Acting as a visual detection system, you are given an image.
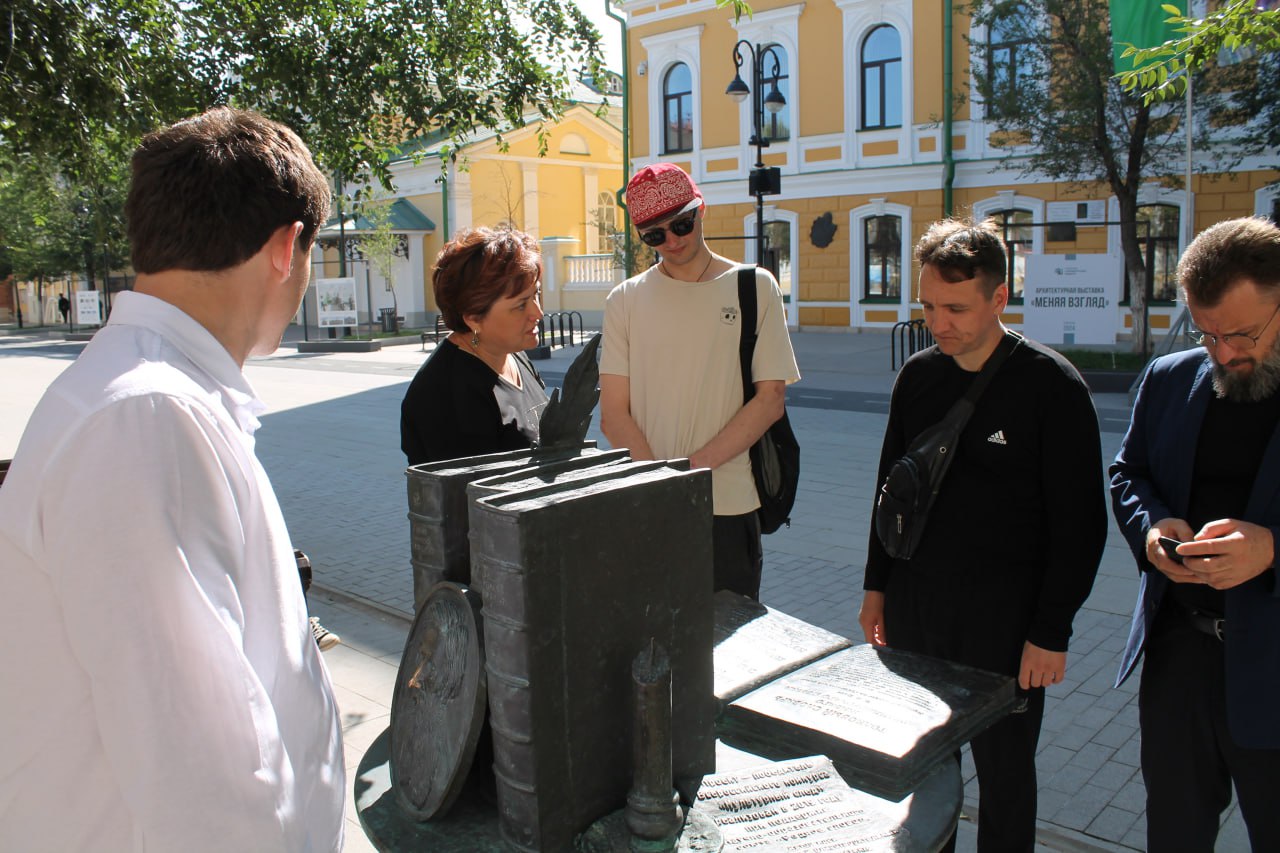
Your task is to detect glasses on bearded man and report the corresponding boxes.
[1190,302,1280,351]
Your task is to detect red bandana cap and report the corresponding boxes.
[626,163,703,228]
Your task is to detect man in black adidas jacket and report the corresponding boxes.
[859,218,1108,853]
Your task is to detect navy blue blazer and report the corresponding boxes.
[1111,348,1280,749]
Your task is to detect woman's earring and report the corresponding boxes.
[470,328,480,349]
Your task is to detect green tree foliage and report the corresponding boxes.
[968,0,1187,352]
[0,0,204,172]
[0,0,617,284]
[1116,1,1280,178]
[2,0,609,189]
[1117,0,1280,102]
[0,151,129,289]
[356,197,403,321]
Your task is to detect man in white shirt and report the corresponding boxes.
[600,163,800,599]
[0,108,345,851]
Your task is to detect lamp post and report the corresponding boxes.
[726,41,786,268]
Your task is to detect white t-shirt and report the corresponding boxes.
[0,291,345,852]
[601,264,800,515]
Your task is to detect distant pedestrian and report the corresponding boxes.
[860,217,1107,853]
[1112,217,1280,851]
[57,293,70,324]
[0,107,345,851]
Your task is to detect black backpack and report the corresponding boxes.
[737,266,801,534]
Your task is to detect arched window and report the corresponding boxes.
[559,133,590,155]
[761,45,790,142]
[991,209,1034,300]
[663,63,694,154]
[861,26,902,130]
[1126,205,1180,303]
[863,214,902,299]
[595,191,620,254]
[986,14,1034,119]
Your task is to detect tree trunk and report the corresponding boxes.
[83,245,97,292]
[1115,192,1150,356]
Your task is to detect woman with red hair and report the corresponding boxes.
[400,227,548,465]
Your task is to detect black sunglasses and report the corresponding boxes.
[638,211,698,247]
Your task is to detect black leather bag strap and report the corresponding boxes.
[938,330,1021,430]
[964,330,1018,403]
[738,266,759,402]
[915,330,1020,495]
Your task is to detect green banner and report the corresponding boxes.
[1109,0,1188,73]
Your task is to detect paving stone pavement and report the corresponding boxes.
[0,324,1252,851]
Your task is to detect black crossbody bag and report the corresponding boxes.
[874,331,1019,559]
[738,266,801,534]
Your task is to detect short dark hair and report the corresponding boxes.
[915,218,1007,297]
[1179,217,1280,306]
[126,107,331,274]
[433,228,542,333]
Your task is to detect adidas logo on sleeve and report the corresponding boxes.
[987,430,1008,445]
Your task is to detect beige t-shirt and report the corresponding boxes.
[600,263,801,515]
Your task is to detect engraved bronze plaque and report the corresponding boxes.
[389,583,486,820]
[697,756,908,850]
[720,644,1016,801]
[712,591,853,705]
[696,752,961,852]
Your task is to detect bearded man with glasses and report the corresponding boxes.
[1112,216,1280,851]
[599,163,799,599]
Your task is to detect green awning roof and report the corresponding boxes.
[320,198,435,236]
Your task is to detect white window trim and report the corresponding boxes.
[850,199,913,323]
[732,5,804,177]
[972,192,1046,256]
[1255,184,1280,220]
[743,207,800,328]
[835,0,913,168]
[559,133,590,156]
[1105,188,1188,305]
[641,26,705,169]
[1106,186,1188,261]
[967,10,1049,159]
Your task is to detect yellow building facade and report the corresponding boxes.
[621,0,1280,335]
[319,94,625,328]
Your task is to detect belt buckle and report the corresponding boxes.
[1213,618,1225,641]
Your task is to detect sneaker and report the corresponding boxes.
[310,616,341,651]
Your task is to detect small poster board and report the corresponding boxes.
[74,291,101,326]
[1045,200,1106,225]
[316,277,358,328]
[1023,254,1122,345]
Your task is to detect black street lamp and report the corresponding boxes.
[727,40,786,268]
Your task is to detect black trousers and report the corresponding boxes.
[885,568,1043,853]
[712,512,763,600]
[1139,601,1280,852]
[944,688,1043,853]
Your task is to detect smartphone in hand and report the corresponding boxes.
[1158,536,1185,565]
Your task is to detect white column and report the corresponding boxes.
[585,169,600,254]
[539,237,579,313]
[453,170,474,232]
